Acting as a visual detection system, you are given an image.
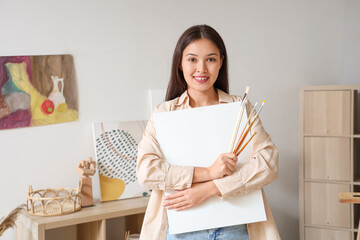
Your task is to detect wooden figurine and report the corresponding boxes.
[77,157,96,207]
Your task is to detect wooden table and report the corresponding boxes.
[339,192,360,240]
[16,197,149,240]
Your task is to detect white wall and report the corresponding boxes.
[0,1,349,239]
[342,0,360,84]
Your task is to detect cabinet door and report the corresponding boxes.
[304,182,351,228]
[305,227,351,240]
[304,137,351,181]
[304,91,351,135]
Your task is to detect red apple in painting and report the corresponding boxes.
[41,99,54,114]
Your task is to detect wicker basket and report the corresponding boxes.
[27,185,82,216]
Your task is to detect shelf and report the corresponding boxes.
[304,224,353,231]
[354,186,360,231]
[304,179,351,184]
[355,90,360,135]
[16,197,149,240]
[354,139,360,182]
[303,134,351,138]
[300,86,360,240]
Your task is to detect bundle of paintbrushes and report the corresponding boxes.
[228,87,265,157]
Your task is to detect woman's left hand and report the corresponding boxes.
[163,181,220,211]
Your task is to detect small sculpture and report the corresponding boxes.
[77,157,96,207]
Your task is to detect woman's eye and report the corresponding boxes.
[188,58,196,62]
[208,58,216,62]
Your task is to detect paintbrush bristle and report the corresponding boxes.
[245,86,250,94]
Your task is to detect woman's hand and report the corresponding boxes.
[207,153,238,180]
[163,181,220,211]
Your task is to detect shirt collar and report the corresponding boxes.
[175,88,234,107]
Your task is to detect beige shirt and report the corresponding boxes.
[137,89,281,240]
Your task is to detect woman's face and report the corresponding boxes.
[181,38,223,95]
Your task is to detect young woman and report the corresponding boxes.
[137,25,280,240]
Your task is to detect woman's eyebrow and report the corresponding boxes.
[185,53,219,56]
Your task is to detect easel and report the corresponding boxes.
[339,192,360,240]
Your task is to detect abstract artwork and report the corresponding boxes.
[0,55,78,130]
[93,121,150,202]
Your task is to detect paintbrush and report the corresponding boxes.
[233,101,265,154]
[236,131,257,156]
[228,86,250,152]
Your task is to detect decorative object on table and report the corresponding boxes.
[77,157,96,207]
[0,55,78,130]
[0,204,26,237]
[26,185,81,216]
[93,121,151,202]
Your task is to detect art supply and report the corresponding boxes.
[155,101,266,234]
[233,101,266,155]
[236,131,257,156]
[233,102,258,153]
[92,121,151,202]
[228,87,250,152]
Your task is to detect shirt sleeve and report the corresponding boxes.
[136,107,194,191]
[213,101,279,200]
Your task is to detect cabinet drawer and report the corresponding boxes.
[304,137,350,181]
[305,227,351,240]
[304,91,351,135]
[305,182,351,228]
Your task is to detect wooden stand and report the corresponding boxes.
[16,197,148,240]
[340,193,360,240]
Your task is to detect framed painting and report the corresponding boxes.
[92,121,150,202]
[0,54,78,130]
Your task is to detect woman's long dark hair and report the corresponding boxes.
[165,25,229,101]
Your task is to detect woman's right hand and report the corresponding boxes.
[207,153,238,180]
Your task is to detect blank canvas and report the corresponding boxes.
[154,101,266,234]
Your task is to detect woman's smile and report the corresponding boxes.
[193,75,209,83]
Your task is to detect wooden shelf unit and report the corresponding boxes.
[16,197,149,240]
[299,85,360,240]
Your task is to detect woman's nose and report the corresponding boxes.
[197,61,207,73]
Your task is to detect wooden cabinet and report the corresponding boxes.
[304,137,351,181]
[304,182,351,228]
[304,90,351,135]
[305,227,351,240]
[300,85,360,240]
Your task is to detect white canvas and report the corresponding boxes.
[154,102,266,234]
[92,121,151,202]
[149,89,166,113]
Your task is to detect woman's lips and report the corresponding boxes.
[193,76,209,83]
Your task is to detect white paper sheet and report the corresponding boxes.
[154,101,266,234]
